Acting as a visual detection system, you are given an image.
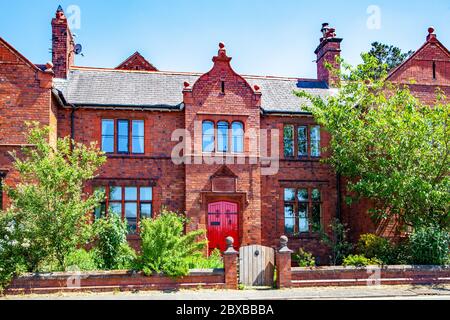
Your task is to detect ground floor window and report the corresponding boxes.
[284,187,322,236]
[94,185,153,234]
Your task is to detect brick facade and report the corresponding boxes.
[1,8,449,262]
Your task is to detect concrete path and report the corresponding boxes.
[2,284,450,300]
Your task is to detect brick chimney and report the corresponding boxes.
[314,23,343,87]
[52,5,75,79]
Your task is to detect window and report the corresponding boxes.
[298,126,308,157]
[232,122,244,153]
[117,120,129,153]
[433,61,436,80]
[93,186,106,220]
[101,120,114,153]
[217,121,229,152]
[125,187,138,234]
[284,124,321,159]
[95,185,153,234]
[132,120,145,154]
[202,121,215,153]
[283,187,322,235]
[284,125,294,158]
[310,126,321,157]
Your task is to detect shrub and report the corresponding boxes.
[343,254,382,267]
[186,249,224,269]
[93,214,136,270]
[138,209,207,277]
[318,219,354,266]
[357,234,394,264]
[64,249,98,271]
[293,248,316,267]
[407,224,450,265]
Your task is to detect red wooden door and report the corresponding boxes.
[208,201,239,254]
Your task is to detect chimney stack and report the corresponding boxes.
[314,23,342,87]
[52,5,75,79]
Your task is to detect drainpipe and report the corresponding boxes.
[70,104,77,148]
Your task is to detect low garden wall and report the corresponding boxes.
[290,265,450,287]
[6,269,227,295]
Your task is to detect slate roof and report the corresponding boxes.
[53,67,336,114]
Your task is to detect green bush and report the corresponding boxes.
[407,225,450,265]
[93,214,136,270]
[64,249,98,271]
[318,219,354,266]
[293,248,316,267]
[186,249,224,269]
[356,234,395,264]
[138,209,207,277]
[343,254,382,267]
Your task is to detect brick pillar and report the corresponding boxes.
[223,236,238,290]
[276,235,293,289]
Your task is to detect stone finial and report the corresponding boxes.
[427,26,437,41]
[213,42,232,63]
[183,81,190,88]
[254,85,260,92]
[279,235,293,253]
[219,42,225,49]
[223,236,238,255]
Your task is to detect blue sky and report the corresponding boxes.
[1,0,449,78]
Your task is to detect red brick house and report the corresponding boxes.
[1,9,449,262]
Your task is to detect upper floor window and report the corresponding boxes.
[202,121,215,153]
[217,121,229,152]
[284,124,321,159]
[232,122,244,153]
[132,120,145,154]
[202,120,245,154]
[101,119,145,154]
[284,187,322,236]
[94,185,153,234]
[101,120,114,153]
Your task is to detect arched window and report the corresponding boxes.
[202,121,215,152]
[232,122,244,153]
[217,121,229,152]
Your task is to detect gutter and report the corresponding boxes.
[70,104,77,141]
[336,173,342,221]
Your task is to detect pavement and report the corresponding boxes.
[2,284,450,300]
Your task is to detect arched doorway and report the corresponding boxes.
[207,201,239,253]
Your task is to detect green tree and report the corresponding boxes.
[296,54,450,232]
[368,42,414,79]
[4,123,106,270]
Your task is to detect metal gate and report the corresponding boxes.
[239,245,275,287]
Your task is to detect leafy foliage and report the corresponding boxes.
[407,224,450,265]
[318,219,354,266]
[342,254,382,267]
[293,248,316,267]
[64,249,98,271]
[297,54,450,231]
[368,42,414,79]
[93,214,136,270]
[138,209,207,277]
[186,249,224,269]
[356,234,395,265]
